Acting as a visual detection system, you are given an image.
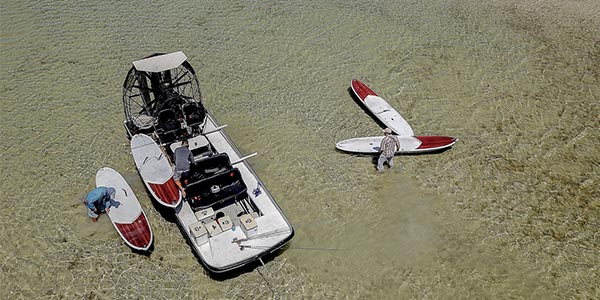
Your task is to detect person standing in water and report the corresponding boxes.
[377,128,401,172]
[83,186,116,222]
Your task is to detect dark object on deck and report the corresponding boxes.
[186,168,248,210]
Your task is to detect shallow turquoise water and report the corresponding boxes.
[1,0,598,298]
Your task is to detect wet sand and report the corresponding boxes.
[1,0,598,298]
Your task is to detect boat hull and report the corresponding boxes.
[174,113,294,273]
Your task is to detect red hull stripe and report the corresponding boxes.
[416,136,456,149]
[149,178,179,205]
[115,213,152,249]
[352,79,378,100]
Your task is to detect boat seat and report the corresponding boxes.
[239,214,258,237]
[158,109,180,131]
[189,221,208,245]
[204,220,223,237]
[194,207,214,222]
[156,109,184,144]
[183,103,206,129]
[217,214,232,231]
[186,153,232,182]
[186,168,247,210]
[192,147,213,160]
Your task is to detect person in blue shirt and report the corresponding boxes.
[84,186,116,222]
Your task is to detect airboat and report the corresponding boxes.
[122,51,294,273]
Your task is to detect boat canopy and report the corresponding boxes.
[133,51,187,72]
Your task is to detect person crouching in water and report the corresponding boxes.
[84,186,116,222]
[174,139,195,197]
[377,128,401,172]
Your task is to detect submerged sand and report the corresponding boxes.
[1,0,598,298]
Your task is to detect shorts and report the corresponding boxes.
[174,169,189,181]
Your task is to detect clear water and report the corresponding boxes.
[1,0,599,298]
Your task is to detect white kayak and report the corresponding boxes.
[351,79,415,137]
[131,134,182,208]
[336,135,457,154]
[96,167,153,251]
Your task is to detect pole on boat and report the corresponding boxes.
[202,124,227,135]
[239,244,347,252]
[231,152,258,165]
[232,227,291,245]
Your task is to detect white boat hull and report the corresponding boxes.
[174,113,294,273]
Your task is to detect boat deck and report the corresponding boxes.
[174,114,293,272]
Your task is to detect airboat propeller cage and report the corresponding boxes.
[122,51,205,136]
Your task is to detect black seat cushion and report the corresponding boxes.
[187,153,232,182]
[183,103,206,126]
[158,109,179,131]
[186,168,247,209]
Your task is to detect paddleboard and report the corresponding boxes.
[131,134,181,208]
[96,167,153,251]
[336,135,457,154]
[351,79,415,137]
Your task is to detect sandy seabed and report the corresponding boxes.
[1,0,598,299]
